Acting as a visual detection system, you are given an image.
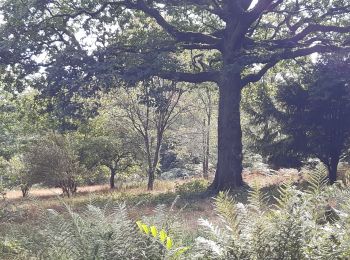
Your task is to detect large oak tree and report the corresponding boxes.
[0,0,349,191]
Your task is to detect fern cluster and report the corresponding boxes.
[192,170,350,259]
[4,200,187,260]
[3,170,350,259]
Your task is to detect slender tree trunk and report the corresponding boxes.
[210,73,244,191]
[205,103,211,179]
[202,119,209,179]
[147,132,163,191]
[327,156,340,184]
[110,168,117,189]
[21,185,30,198]
[147,168,155,190]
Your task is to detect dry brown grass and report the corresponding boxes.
[0,171,302,236]
[5,185,110,200]
[4,179,192,201]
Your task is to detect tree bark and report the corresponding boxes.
[110,168,117,189]
[205,102,211,179]
[21,185,30,198]
[209,73,244,191]
[327,156,339,184]
[202,118,209,179]
[147,168,155,190]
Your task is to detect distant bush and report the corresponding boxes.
[0,238,21,259]
[7,156,31,197]
[175,179,209,197]
[24,134,85,197]
[0,157,11,199]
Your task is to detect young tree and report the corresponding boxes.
[198,85,217,179]
[7,156,31,197]
[114,78,184,190]
[1,0,349,191]
[79,137,135,189]
[245,54,350,183]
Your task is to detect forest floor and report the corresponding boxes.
[0,169,302,238]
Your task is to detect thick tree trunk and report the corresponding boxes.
[210,73,244,191]
[327,156,339,184]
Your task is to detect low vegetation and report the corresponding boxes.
[2,171,350,259]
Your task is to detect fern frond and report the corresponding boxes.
[214,192,241,235]
[248,182,270,214]
[306,166,328,196]
[274,182,295,210]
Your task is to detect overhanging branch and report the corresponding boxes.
[241,61,278,86]
[244,45,350,65]
[271,25,350,46]
[240,44,350,86]
[158,70,219,83]
[126,0,222,46]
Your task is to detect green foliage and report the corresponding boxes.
[175,179,209,197]
[24,134,85,197]
[244,54,350,182]
[0,87,49,159]
[4,171,350,259]
[191,170,350,259]
[136,220,189,255]
[0,157,10,198]
[7,156,31,197]
[78,136,138,188]
[0,238,21,258]
[5,201,188,260]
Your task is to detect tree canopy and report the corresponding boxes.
[1,0,349,191]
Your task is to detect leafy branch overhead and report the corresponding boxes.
[1,0,349,85]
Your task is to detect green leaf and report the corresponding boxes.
[136,220,143,232]
[174,246,190,257]
[141,224,150,235]
[159,230,167,243]
[150,225,158,237]
[166,236,173,249]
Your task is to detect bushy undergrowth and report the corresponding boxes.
[175,179,209,197]
[3,170,350,259]
[1,200,188,260]
[192,170,350,259]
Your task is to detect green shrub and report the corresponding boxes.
[175,179,209,197]
[24,134,85,197]
[0,238,21,258]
